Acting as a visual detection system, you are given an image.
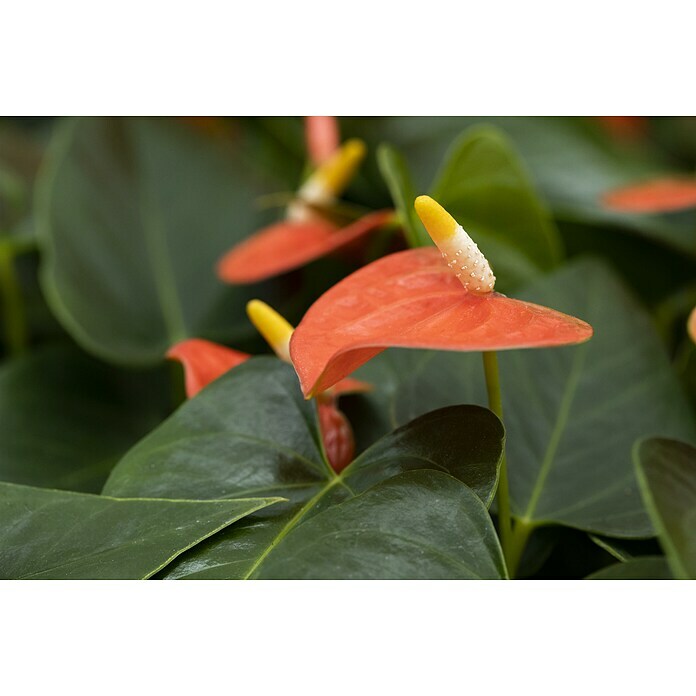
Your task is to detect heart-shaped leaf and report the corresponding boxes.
[344,258,696,537]
[0,345,168,492]
[216,210,393,284]
[257,470,507,579]
[166,338,368,473]
[290,247,592,397]
[587,557,672,580]
[0,482,280,579]
[103,358,504,579]
[35,117,284,365]
[377,128,563,290]
[430,126,563,287]
[344,116,696,255]
[634,438,696,579]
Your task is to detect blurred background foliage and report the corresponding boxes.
[1,116,695,578]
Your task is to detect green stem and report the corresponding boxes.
[506,518,533,578]
[482,351,512,570]
[0,243,28,356]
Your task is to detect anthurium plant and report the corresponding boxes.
[1,115,695,580]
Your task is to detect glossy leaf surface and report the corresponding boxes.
[165,339,367,473]
[0,482,280,579]
[36,117,282,364]
[0,345,168,492]
[258,470,506,579]
[635,438,696,579]
[103,358,504,579]
[430,126,563,287]
[290,247,592,396]
[345,258,696,536]
[217,210,392,284]
[603,178,696,213]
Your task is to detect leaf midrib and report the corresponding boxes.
[243,476,351,579]
[519,340,589,524]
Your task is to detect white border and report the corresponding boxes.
[1,581,693,694]
[2,1,695,114]
[2,1,695,692]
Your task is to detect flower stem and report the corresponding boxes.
[0,243,28,357]
[506,518,533,578]
[482,351,512,572]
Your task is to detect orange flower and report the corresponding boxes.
[290,196,593,397]
[217,117,393,284]
[167,301,369,473]
[603,177,696,213]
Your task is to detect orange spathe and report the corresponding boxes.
[217,210,393,284]
[167,339,250,397]
[603,178,696,213]
[290,247,593,397]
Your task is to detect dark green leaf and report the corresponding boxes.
[634,438,696,579]
[0,482,280,579]
[344,116,696,255]
[0,345,169,492]
[350,258,696,537]
[35,117,284,365]
[103,358,504,579]
[587,557,672,580]
[258,470,506,579]
[430,126,563,288]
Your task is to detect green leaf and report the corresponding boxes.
[344,117,696,255]
[0,345,169,492]
[257,471,507,579]
[348,258,696,537]
[0,482,281,579]
[430,126,563,288]
[587,557,672,580]
[634,438,696,579]
[35,117,283,365]
[376,144,428,248]
[103,358,504,579]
